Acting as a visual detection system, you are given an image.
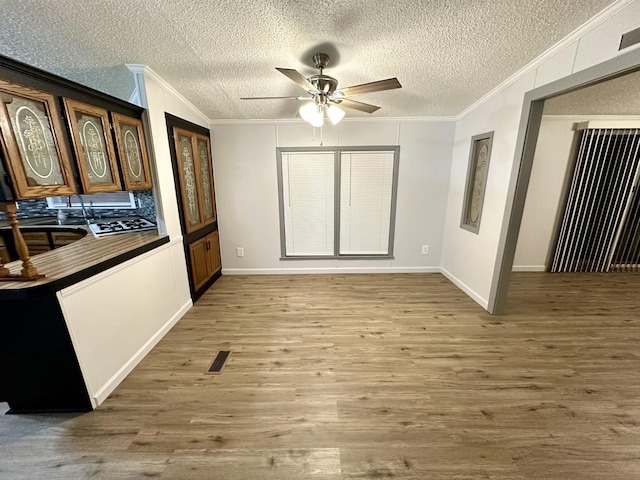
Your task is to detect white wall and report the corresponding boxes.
[440,0,640,309]
[58,243,190,407]
[211,119,455,274]
[512,117,578,271]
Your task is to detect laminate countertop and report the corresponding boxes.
[0,228,169,299]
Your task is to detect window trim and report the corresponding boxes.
[46,192,137,210]
[276,145,400,260]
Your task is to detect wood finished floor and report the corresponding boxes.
[1,272,640,479]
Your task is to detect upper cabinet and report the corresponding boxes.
[173,127,216,234]
[63,98,122,194]
[0,55,154,201]
[0,80,76,199]
[111,113,153,191]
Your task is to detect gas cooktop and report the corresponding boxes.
[89,218,157,237]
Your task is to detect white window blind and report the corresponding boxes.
[340,151,394,254]
[278,147,399,258]
[281,152,334,256]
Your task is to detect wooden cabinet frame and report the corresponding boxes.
[0,79,76,199]
[63,98,122,194]
[172,126,216,234]
[111,112,153,190]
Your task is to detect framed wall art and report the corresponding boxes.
[460,131,493,234]
[0,79,77,199]
[111,112,152,190]
[63,98,121,194]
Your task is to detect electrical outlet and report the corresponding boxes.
[236,247,244,257]
[421,245,429,255]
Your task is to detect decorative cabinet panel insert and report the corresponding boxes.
[0,79,76,199]
[173,127,216,234]
[63,98,122,194]
[111,112,153,190]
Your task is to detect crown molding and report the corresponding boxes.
[208,115,457,126]
[456,0,637,120]
[126,64,209,125]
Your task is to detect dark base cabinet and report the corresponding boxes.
[0,293,92,413]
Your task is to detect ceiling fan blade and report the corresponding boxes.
[240,96,307,100]
[336,78,402,97]
[276,68,319,93]
[336,98,380,114]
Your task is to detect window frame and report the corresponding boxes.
[276,145,400,260]
[46,192,137,210]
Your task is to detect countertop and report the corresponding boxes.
[0,226,169,298]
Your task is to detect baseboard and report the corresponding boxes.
[222,267,441,275]
[512,265,547,272]
[92,299,193,406]
[439,267,489,310]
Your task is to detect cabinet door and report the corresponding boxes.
[195,134,216,225]
[0,80,76,199]
[205,231,221,274]
[188,237,210,292]
[173,127,204,233]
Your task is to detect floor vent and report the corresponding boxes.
[207,350,230,374]
[620,26,640,50]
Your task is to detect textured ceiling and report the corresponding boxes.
[544,69,640,115]
[0,0,618,120]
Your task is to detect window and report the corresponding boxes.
[46,192,137,210]
[277,146,399,258]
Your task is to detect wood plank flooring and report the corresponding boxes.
[1,272,640,479]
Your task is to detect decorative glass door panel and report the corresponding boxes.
[195,134,216,224]
[0,80,76,198]
[63,98,121,194]
[173,128,203,233]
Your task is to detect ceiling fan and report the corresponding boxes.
[241,53,402,127]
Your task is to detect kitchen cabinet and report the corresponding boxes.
[188,231,221,292]
[172,127,216,234]
[167,114,221,300]
[0,80,77,199]
[0,54,151,202]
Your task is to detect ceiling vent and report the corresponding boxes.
[619,26,640,51]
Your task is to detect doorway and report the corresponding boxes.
[490,47,640,314]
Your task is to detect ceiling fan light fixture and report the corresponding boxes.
[327,104,345,125]
[300,102,324,127]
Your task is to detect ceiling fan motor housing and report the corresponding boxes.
[308,74,338,95]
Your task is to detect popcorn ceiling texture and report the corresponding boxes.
[544,69,640,115]
[0,0,617,119]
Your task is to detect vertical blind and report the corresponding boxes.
[281,152,335,256]
[552,127,640,272]
[279,148,398,257]
[340,151,394,255]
